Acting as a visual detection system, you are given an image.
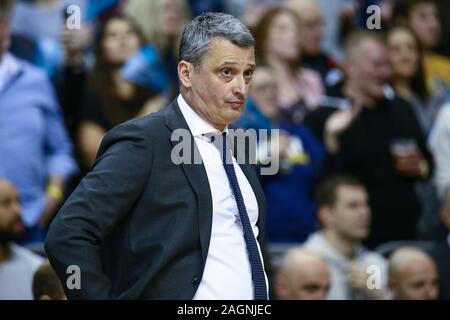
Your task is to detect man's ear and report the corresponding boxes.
[317,206,333,228]
[274,272,288,300]
[178,60,193,89]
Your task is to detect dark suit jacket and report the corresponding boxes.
[45,100,267,299]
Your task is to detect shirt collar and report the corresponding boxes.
[177,94,229,138]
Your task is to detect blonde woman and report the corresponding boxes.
[124,0,191,98]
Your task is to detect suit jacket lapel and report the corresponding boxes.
[163,101,213,270]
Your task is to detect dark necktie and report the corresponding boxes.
[219,132,268,300]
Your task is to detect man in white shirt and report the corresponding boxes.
[304,175,389,300]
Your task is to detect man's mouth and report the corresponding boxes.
[227,101,245,109]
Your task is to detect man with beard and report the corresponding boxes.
[0,179,43,300]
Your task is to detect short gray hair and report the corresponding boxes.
[179,12,255,67]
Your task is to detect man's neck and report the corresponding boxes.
[343,82,378,109]
[323,229,359,259]
[0,243,11,263]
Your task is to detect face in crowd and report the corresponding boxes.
[320,184,371,242]
[0,179,24,244]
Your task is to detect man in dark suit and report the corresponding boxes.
[45,12,269,300]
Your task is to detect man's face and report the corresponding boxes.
[250,67,279,120]
[0,181,24,243]
[394,259,439,300]
[347,40,392,102]
[298,6,323,55]
[183,38,256,130]
[330,185,371,241]
[289,264,330,300]
[408,2,441,50]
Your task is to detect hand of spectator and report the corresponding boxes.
[38,194,63,229]
[347,262,384,300]
[324,104,362,153]
[393,148,428,178]
[60,24,93,67]
[278,132,291,159]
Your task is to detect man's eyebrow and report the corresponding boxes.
[218,61,256,68]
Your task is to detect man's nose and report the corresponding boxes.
[232,75,248,97]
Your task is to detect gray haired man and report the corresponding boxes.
[45,12,269,300]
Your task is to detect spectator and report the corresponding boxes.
[253,7,324,124]
[0,179,43,300]
[387,25,444,241]
[387,25,445,135]
[123,0,191,98]
[78,15,162,168]
[0,0,78,243]
[285,0,343,87]
[304,30,434,248]
[303,175,389,300]
[429,184,450,299]
[314,0,356,61]
[393,0,450,97]
[388,247,439,300]
[274,247,330,300]
[236,66,326,243]
[10,0,91,78]
[32,260,66,300]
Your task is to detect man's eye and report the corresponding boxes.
[244,70,253,79]
[221,69,232,77]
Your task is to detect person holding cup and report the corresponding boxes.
[304,30,433,249]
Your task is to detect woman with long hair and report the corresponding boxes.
[78,14,161,167]
[123,0,191,98]
[253,7,324,124]
[387,25,445,134]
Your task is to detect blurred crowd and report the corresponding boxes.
[1,0,450,300]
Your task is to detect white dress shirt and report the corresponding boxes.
[177,94,268,300]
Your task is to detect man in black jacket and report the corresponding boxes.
[304,30,433,249]
[45,12,269,300]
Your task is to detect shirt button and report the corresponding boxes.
[210,136,215,143]
[192,276,200,285]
